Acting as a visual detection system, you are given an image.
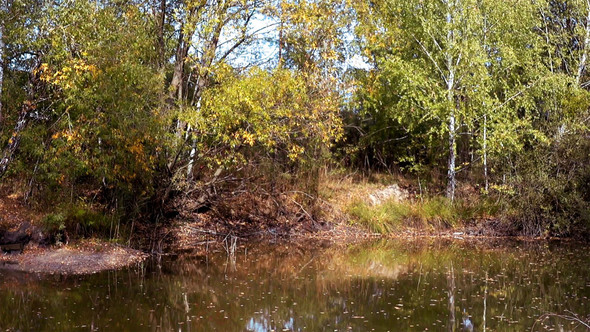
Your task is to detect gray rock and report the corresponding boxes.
[368,184,408,205]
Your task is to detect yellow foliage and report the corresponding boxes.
[242,132,256,146]
[188,66,342,168]
[288,145,305,161]
[40,59,99,90]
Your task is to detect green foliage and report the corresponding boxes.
[41,213,66,235]
[17,0,167,212]
[342,0,590,235]
[41,202,113,241]
[503,130,590,236]
[1,0,348,234]
[2,0,590,238]
[349,0,490,172]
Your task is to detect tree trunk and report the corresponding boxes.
[278,2,284,67]
[540,9,555,74]
[480,4,489,193]
[0,60,40,179]
[156,0,166,69]
[445,2,456,201]
[577,3,590,86]
[0,3,5,126]
[169,31,189,102]
[186,134,197,179]
[483,113,488,192]
[0,102,32,178]
[184,18,225,180]
[446,99,456,201]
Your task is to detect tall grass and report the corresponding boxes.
[346,196,499,234]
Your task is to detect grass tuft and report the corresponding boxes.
[346,196,500,234]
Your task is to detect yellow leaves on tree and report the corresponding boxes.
[38,59,98,90]
[184,65,342,168]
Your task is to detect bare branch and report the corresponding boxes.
[413,35,448,84]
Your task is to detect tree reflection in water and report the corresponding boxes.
[0,239,588,331]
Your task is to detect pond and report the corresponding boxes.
[0,238,589,331]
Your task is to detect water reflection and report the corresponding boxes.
[246,312,295,332]
[0,239,589,331]
[448,264,456,332]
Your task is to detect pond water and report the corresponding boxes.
[0,239,589,331]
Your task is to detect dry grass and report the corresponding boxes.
[318,169,501,235]
[0,185,44,231]
[317,170,412,221]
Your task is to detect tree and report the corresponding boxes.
[0,0,6,125]
[19,0,167,209]
[161,0,280,181]
[353,0,489,200]
[0,0,44,178]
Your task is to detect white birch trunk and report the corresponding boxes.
[186,98,201,180]
[446,88,456,201]
[577,2,590,85]
[445,1,457,201]
[186,125,196,179]
[480,5,489,192]
[483,113,488,192]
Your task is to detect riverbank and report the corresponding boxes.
[0,191,148,274]
[0,173,588,275]
[0,240,147,274]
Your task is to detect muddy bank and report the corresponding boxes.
[0,217,571,275]
[0,241,148,275]
[0,183,578,276]
[0,193,148,275]
[167,210,527,254]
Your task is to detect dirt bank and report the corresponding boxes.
[0,240,148,274]
[0,179,578,275]
[0,190,149,275]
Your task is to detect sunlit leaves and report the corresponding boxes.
[182,65,342,168]
[279,0,350,72]
[31,0,166,199]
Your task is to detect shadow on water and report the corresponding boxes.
[0,238,589,331]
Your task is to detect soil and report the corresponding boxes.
[166,180,523,252]
[0,241,148,275]
[0,190,148,275]
[0,193,40,229]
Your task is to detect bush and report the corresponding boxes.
[41,213,67,244]
[504,134,590,237]
[41,203,113,243]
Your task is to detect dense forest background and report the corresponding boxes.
[1,0,590,240]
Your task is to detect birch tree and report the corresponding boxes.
[0,0,43,178]
[354,0,487,200]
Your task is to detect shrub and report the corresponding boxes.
[41,203,113,243]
